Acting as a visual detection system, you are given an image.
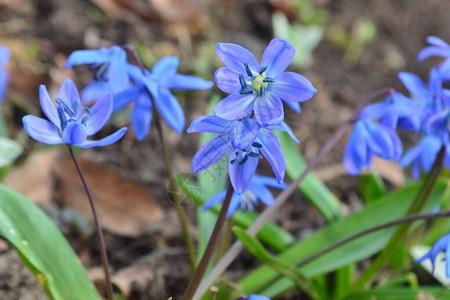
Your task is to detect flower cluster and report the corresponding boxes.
[190,38,316,200]
[344,36,450,177]
[65,46,212,140]
[0,46,10,102]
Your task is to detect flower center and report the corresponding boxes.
[252,75,267,94]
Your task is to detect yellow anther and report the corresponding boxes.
[252,75,267,94]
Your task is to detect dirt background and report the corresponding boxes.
[1,0,450,299]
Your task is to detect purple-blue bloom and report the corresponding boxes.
[214,38,316,125]
[0,46,10,102]
[64,46,130,104]
[248,295,270,300]
[113,56,213,140]
[413,233,450,277]
[417,36,450,80]
[188,115,298,193]
[204,175,287,218]
[22,78,127,148]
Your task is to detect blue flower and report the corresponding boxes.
[114,56,213,140]
[22,78,127,148]
[413,233,450,277]
[400,136,443,179]
[417,36,450,80]
[248,295,270,300]
[204,175,287,218]
[188,115,298,193]
[0,46,10,102]
[64,46,130,104]
[214,38,316,125]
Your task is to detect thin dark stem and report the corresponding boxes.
[67,145,114,300]
[192,87,394,299]
[183,183,235,300]
[123,44,197,270]
[296,209,450,269]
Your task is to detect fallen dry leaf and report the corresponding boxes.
[52,156,164,237]
[4,149,59,204]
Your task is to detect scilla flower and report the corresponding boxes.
[413,233,450,277]
[417,36,450,80]
[65,46,130,103]
[204,175,287,218]
[188,115,297,193]
[214,38,316,125]
[0,46,10,101]
[114,57,213,140]
[23,78,127,148]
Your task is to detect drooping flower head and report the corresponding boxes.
[0,46,10,102]
[113,56,213,140]
[204,175,287,218]
[65,46,130,104]
[188,115,298,193]
[214,38,316,125]
[413,233,450,277]
[23,78,127,148]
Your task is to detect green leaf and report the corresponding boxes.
[178,176,295,252]
[0,137,22,168]
[358,172,386,204]
[277,131,341,222]
[0,184,100,300]
[238,179,449,297]
[345,287,450,300]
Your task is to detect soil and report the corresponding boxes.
[1,0,450,299]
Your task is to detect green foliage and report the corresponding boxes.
[0,184,99,300]
[237,179,449,297]
[345,287,450,300]
[358,172,386,204]
[277,131,342,222]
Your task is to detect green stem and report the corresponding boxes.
[67,145,115,300]
[183,183,234,300]
[123,45,197,270]
[352,146,446,291]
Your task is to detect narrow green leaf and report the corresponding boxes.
[0,137,22,168]
[277,131,341,222]
[238,179,449,297]
[333,264,355,300]
[358,172,386,204]
[0,184,99,300]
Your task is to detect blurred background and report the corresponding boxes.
[1,0,450,299]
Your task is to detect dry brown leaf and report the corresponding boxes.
[52,157,164,237]
[4,149,59,204]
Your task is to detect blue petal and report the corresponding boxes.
[266,122,299,144]
[251,186,274,206]
[230,119,260,150]
[248,294,271,300]
[228,152,259,193]
[131,93,153,141]
[216,43,260,74]
[213,94,256,120]
[203,190,227,211]
[428,36,449,47]
[343,121,369,175]
[365,122,401,159]
[165,74,213,90]
[23,115,62,145]
[126,64,158,96]
[418,47,450,62]
[400,142,423,168]
[62,122,87,145]
[252,175,287,189]
[113,86,145,112]
[58,78,81,114]
[420,136,442,172]
[261,38,295,77]
[439,60,450,81]
[270,72,316,103]
[446,237,450,278]
[39,85,60,129]
[226,194,242,218]
[81,80,109,105]
[0,47,10,66]
[64,49,110,68]
[258,129,285,183]
[398,72,431,101]
[0,70,8,101]
[214,67,242,94]
[192,135,230,173]
[254,93,284,125]
[187,115,232,134]
[152,56,179,77]
[284,101,302,113]
[77,127,127,149]
[108,47,131,93]
[84,93,113,135]
[154,88,185,132]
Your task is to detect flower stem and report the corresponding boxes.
[351,146,445,291]
[192,87,394,299]
[183,182,234,300]
[123,44,197,270]
[67,145,114,300]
